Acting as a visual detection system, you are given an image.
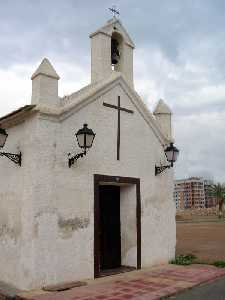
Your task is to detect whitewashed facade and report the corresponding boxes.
[0,18,176,290]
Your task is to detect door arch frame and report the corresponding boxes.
[94,174,141,278]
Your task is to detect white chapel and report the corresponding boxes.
[0,18,178,290]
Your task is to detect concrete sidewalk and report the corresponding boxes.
[17,264,225,300]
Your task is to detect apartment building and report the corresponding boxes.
[174,177,206,209]
[204,180,217,208]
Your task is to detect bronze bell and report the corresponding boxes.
[111,39,120,65]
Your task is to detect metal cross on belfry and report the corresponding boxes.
[103,96,133,160]
[109,5,120,18]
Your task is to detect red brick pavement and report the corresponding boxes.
[19,264,225,300]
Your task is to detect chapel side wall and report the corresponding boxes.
[30,83,176,289]
[0,116,38,288]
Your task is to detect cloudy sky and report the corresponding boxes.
[0,0,225,182]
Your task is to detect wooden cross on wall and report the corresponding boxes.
[103,96,134,160]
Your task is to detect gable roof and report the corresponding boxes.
[90,18,135,49]
[37,72,170,145]
[0,76,171,145]
[0,105,36,127]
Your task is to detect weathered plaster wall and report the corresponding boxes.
[25,82,175,290]
[91,32,112,83]
[119,43,133,87]
[0,116,38,288]
[0,82,175,290]
[154,114,172,141]
[31,75,59,106]
[120,185,137,267]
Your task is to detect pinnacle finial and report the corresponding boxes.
[153,99,172,115]
[31,58,60,80]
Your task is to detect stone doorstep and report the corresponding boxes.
[43,281,87,292]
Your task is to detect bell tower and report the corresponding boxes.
[90,18,135,87]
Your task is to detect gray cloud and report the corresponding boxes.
[1,0,225,66]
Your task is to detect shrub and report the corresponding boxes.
[213,261,225,268]
[170,254,197,265]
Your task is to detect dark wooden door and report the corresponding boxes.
[99,185,121,270]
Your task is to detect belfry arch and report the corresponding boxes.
[111,31,123,71]
[90,18,135,86]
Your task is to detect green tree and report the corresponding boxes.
[210,183,225,218]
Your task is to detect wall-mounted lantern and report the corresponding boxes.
[68,124,95,168]
[0,127,22,166]
[155,143,179,176]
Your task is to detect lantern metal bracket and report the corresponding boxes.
[68,150,87,168]
[155,162,173,176]
[0,151,22,166]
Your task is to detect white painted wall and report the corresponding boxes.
[32,75,59,106]
[30,83,175,289]
[154,114,172,141]
[0,82,175,290]
[118,42,134,87]
[120,185,137,267]
[0,116,38,288]
[91,32,112,83]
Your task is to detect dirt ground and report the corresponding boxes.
[176,221,225,263]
